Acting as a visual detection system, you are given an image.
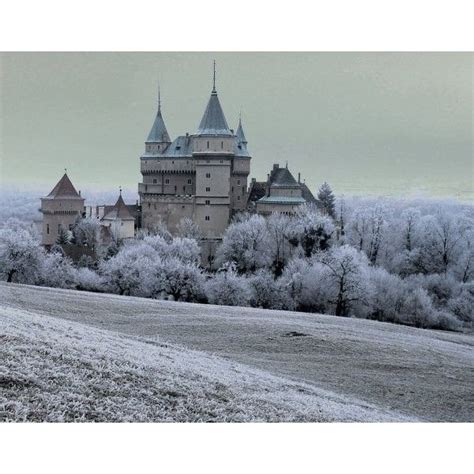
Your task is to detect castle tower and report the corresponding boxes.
[100,189,135,241]
[145,86,171,155]
[192,63,235,238]
[40,172,85,246]
[138,63,251,239]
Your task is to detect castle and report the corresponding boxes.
[40,66,317,252]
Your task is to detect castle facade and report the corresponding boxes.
[40,67,319,250]
[138,75,250,238]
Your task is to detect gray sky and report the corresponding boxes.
[0,52,472,199]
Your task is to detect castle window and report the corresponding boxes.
[206,173,211,178]
[145,185,148,191]
[183,186,186,193]
[221,141,223,149]
[231,187,234,192]
[187,179,192,184]
[154,204,157,210]
[237,196,241,201]
[205,216,210,221]
[148,203,151,208]
[172,161,175,164]
[205,200,210,205]
[46,224,50,234]
[242,185,245,195]
[165,179,170,184]
[174,186,177,192]
[237,179,241,185]
[182,205,185,209]
[153,179,157,184]
[206,187,210,192]
[58,224,61,233]
[207,141,210,149]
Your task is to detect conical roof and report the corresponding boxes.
[197,91,232,136]
[103,193,134,220]
[270,167,300,187]
[236,117,247,144]
[46,173,82,199]
[147,106,171,143]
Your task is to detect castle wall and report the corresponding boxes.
[256,201,303,216]
[40,197,84,246]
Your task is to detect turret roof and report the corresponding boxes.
[196,90,232,136]
[46,173,83,200]
[236,117,247,144]
[147,105,171,143]
[270,166,300,188]
[102,193,134,221]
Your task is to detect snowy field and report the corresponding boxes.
[1,282,473,422]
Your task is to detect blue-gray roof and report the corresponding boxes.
[257,196,306,204]
[146,106,171,143]
[196,91,232,136]
[270,167,300,187]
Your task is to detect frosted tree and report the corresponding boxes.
[38,251,76,289]
[216,214,272,273]
[205,264,253,306]
[248,269,294,310]
[0,227,44,284]
[413,214,472,275]
[290,206,335,257]
[347,204,386,266]
[317,245,370,316]
[266,213,294,276]
[99,242,155,296]
[56,225,71,245]
[317,182,336,219]
[74,267,105,292]
[177,217,202,240]
[72,217,101,249]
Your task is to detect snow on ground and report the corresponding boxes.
[0,305,410,422]
[1,282,473,422]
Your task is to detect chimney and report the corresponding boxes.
[273,163,279,171]
[298,173,301,184]
[251,177,256,183]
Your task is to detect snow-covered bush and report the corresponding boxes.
[74,267,105,292]
[99,242,155,296]
[38,251,76,289]
[289,206,335,257]
[205,265,253,307]
[0,227,44,284]
[248,270,294,310]
[216,214,272,273]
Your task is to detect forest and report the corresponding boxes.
[0,187,472,331]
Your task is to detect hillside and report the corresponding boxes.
[1,282,473,422]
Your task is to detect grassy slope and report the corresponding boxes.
[1,282,473,421]
[0,306,410,422]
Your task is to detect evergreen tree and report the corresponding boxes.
[56,225,71,245]
[317,182,336,219]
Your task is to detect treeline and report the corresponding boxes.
[0,194,472,332]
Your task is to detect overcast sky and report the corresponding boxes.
[0,52,472,199]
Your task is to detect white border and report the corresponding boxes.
[1,0,473,51]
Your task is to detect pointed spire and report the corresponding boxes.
[158,83,161,111]
[236,113,248,144]
[147,83,171,143]
[197,63,231,136]
[212,60,216,93]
